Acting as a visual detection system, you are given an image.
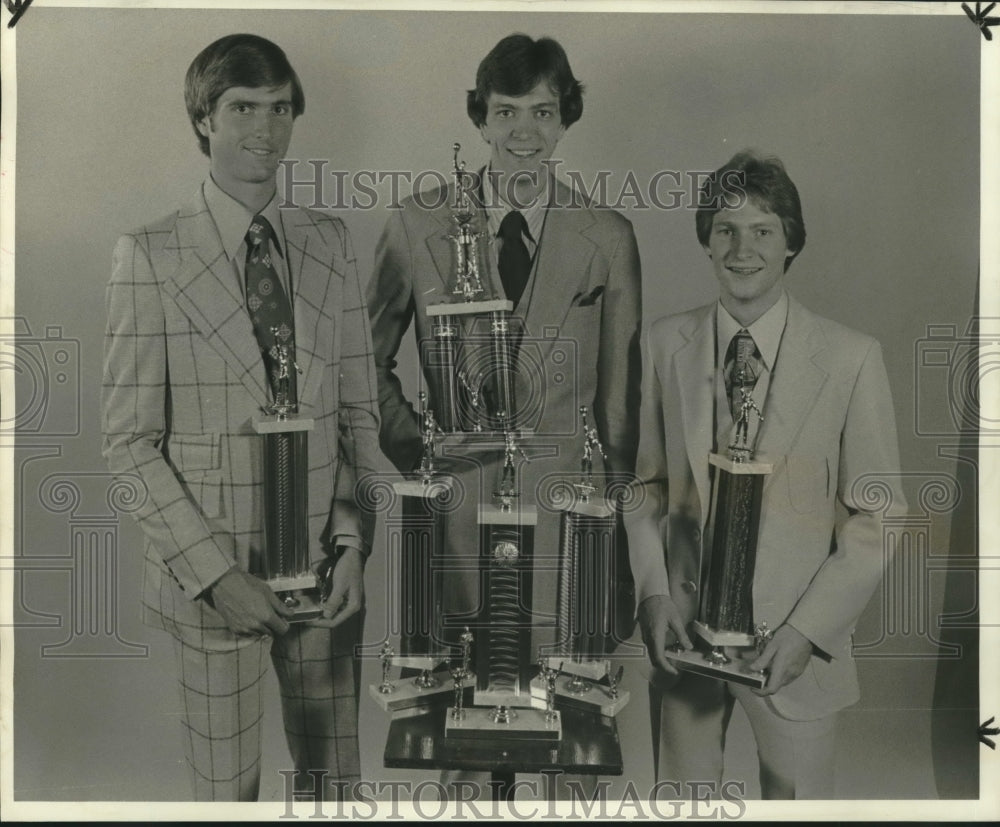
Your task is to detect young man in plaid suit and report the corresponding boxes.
[102,34,380,801]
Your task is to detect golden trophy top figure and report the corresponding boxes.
[418,390,444,483]
[447,142,487,301]
[495,424,528,512]
[266,330,301,420]
[728,384,764,463]
[575,405,607,501]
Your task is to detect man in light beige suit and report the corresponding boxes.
[102,34,380,800]
[626,151,906,799]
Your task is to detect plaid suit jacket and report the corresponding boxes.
[102,186,380,642]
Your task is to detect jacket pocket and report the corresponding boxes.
[786,454,829,514]
[169,433,221,472]
[181,469,224,519]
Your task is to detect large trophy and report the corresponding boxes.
[252,338,326,621]
[532,406,629,716]
[445,428,561,741]
[666,381,772,687]
[369,393,472,714]
[424,143,517,433]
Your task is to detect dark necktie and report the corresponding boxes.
[498,210,531,307]
[723,328,762,422]
[245,215,297,403]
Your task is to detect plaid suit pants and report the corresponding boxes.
[171,615,362,801]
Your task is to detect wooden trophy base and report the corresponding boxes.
[445,705,561,741]
[529,674,630,718]
[369,671,476,717]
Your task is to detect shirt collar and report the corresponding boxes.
[716,290,788,372]
[482,165,548,246]
[203,175,284,262]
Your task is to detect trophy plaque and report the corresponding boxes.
[665,386,772,688]
[533,407,630,716]
[369,397,474,715]
[424,143,518,433]
[251,340,326,621]
[445,431,561,741]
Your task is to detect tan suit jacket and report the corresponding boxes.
[627,294,906,719]
[102,187,380,642]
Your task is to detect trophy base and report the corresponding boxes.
[445,706,562,741]
[663,644,766,689]
[269,578,325,623]
[368,672,475,715]
[391,655,450,671]
[693,620,755,649]
[529,675,630,718]
[426,298,513,316]
[545,656,608,682]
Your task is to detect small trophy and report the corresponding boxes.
[252,336,325,621]
[417,391,444,484]
[534,407,630,716]
[665,382,772,687]
[368,398,472,715]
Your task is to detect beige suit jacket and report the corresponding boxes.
[102,187,380,642]
[626,294,906,719]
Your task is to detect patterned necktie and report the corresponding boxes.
[498,210,531,307]
[245,214,297,404]
[724,328,762,422]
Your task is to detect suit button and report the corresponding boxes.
[692,528,701,544]
[681,580,697,594]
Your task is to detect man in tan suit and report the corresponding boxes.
[102,34,380,800]
[626,151,906,798]
[368,33,641,651]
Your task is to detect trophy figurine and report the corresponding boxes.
[537,655,564,726]
[251,334,325,621]
[447,142,486,301]
[535,406,631,716]
[377,642,396,695]
[665,373,772,688]
[449,666,467,722]
[418,391,444,484]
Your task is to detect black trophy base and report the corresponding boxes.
[663,642,766,689]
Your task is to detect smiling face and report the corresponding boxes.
[705,200,794,325]
[480,80,565,205]
[198,83,294,209]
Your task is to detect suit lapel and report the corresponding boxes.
[674,307,716,524]
[283,208,333,409]
[756,295,829,460]
[161,188,271,408]
[523,197,598,336]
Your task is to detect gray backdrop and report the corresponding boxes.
[7,3,984,812]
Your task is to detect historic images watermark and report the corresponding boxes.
[278,159,748,213]
[276,771,748,820]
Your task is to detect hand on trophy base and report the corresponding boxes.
[661,639,767,689]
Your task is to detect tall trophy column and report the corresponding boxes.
[252,340,325,621]
[666,384,772,687]
[533,406,630,716]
